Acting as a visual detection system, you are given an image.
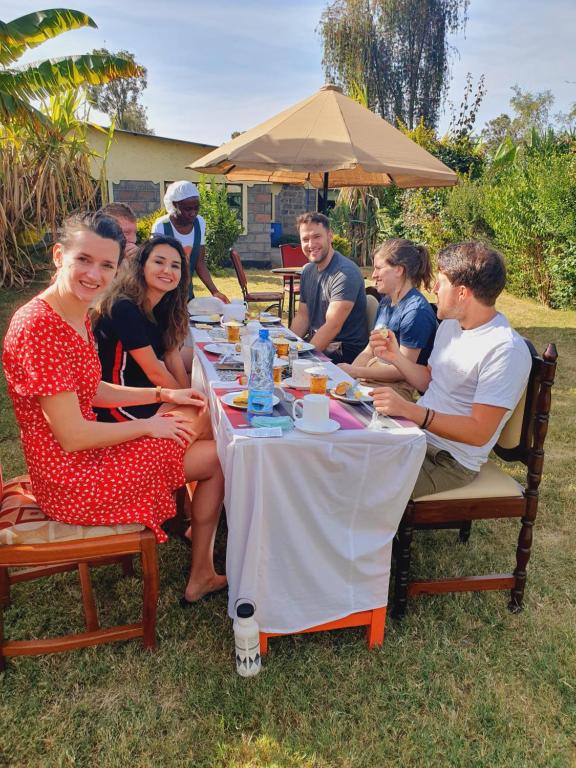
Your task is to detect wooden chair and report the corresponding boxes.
[392,341,558,619]
[0,468,160,668]
[229,249,284,317]
[366,292,379,330]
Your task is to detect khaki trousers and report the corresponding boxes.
[412,444,478,500]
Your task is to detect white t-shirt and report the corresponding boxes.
[151,214,206,247]
[418,314,532,471]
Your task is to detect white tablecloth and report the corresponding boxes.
[190,326,426,633]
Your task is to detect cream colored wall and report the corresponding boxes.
[87,126,248,231]
[87,125,213,186]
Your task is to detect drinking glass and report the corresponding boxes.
[308,368,329,395]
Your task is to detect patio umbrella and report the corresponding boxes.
[188,84,457,211]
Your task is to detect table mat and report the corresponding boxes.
[214,388,365,431]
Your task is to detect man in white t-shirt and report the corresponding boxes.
[370,241,532,498]
[151,181,229,303]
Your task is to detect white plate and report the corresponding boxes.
[288,341,315,353]
[259,315,281,324]
[190,314,221,323]
[294,417,341,435]
[330,385,373,404]
[221,391,280,411]
[204,342,238,355]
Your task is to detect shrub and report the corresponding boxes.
[198,176,242,270]
[331,234,351,258]
[136,208,163,242]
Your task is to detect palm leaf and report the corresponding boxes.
[1,54,142,100]
[0,88,52,129]
[0,9,96,66]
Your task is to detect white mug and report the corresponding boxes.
[222,299,247,323]
[291,359,311,387]
[292,394,330,427]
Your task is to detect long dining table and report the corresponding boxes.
[189,321,426,643]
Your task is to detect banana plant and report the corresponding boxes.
[0,8,142,130]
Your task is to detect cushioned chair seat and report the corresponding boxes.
[0,475,144,546]
[414,460,524,502]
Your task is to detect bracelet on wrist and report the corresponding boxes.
[420,408,430,429]
[155,386,163,403]
[427,409,436,429]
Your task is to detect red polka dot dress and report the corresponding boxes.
[2,297,187,542]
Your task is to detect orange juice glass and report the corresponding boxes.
[273,337,290,358]
[225,322,241,343]
[308,367,329,395]
[273,361,286,384]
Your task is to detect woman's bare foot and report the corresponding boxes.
[183,573,227,603]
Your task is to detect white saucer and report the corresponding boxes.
[294,417,341,434]
[190,314,221,323]
[204,342,237,355]
[282,376,310,390]
[283,376,334,391]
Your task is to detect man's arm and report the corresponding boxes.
[194,246,230,303]
[371,387,508,447]
[309,300,354,352]
[290,301,310,339]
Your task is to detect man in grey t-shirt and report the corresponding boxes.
[290,213,367,364]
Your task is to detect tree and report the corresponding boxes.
[86,48,153,134]
[0,9,144,286]
[0,9,143,130]
[319,0,469,129]
[481,85,555,154]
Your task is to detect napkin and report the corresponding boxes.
[250,415,294,432]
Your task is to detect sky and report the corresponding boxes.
[3,0,576,147]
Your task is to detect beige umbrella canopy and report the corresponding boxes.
[188,84,457,195]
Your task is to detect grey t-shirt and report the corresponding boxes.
[299,251,368,351]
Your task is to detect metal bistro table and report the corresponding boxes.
[271,267,303,325]
[189,324,427,652]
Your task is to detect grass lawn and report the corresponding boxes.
[1,269,575,767]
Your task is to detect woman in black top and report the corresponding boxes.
[93,236,191,422]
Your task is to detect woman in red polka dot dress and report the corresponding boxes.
[2,212,226,602]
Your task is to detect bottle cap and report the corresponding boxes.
[236,602,255,619]
[259,329,269,340]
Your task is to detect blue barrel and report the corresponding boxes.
[270,222,282,247]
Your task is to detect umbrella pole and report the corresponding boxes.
[320,172,329,214]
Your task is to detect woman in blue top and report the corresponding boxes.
[338,238,437,399]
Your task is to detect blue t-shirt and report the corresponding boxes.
[375,287,437,365]
[299,250,368,353]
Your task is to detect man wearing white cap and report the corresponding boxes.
[152,180,229,303]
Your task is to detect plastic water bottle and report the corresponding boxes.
[234,602,261,677]
[247,329,275,423]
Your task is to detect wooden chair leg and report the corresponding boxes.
[509,508,536,613]
[78,563,99,632]
[392,503,415,619]
[459,521,472,543]
[121,556,135,577]
[140,533,159,650]
[0,567,10,608]
[0,608,5,672]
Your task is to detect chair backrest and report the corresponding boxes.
[229,249,248,298]
[495,341,558,480]
[366,294,379,330]
[280,244,307,268]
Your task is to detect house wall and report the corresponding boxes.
[274,185,318,235]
